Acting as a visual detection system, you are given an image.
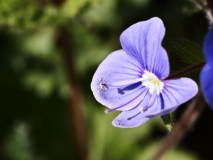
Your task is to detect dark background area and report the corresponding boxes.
[0,0,211,160]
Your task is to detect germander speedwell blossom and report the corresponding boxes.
[91,17,198,128]
[200,25,213,108]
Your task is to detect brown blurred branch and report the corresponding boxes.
[56,27,87,160]
[149,93,205,160]
[166,63,205,79]
[206,0,213,22]
[207,0,213,16]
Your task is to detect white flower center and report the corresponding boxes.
[141,70,164,95]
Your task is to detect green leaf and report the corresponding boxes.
[172,38,205,65]
[0,0,100,30]
[161,114,173,132]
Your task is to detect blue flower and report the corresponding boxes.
[200,25,213,108]
[91,17,198,128]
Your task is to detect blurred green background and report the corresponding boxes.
[0,0,213,160]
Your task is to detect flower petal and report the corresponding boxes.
[120,17,169,79]
[112,92,156,128]
[200,64,213,108]
[91,50,147,111]
[203,25,213,66]
[142,78,198,118]
[112,108,149,128]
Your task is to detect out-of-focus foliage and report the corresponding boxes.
[0,0,211,159]
[5,123,44,160]
[86,101,197,160]
[16,28,70,97]
[0,0,100,30]
[135,143,198,160]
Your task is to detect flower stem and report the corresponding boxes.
[149,93,206,160]
[166,62,205,79]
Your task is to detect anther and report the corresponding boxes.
[99,83,108,90]
[99,78,109,90]
[105,109,109,114]
[140,106,147,112]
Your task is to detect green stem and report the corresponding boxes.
[166,62,205,80]
[161,114,173,132]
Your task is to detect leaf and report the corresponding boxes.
[172,38,205,65]
[0,0,100,30]
[161,114,173,132]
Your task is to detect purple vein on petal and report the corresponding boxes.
[127,112,141,120]
[144,22,153,70]
[160,93,165,110]
[166,86,187,95]
[103,84,144,103]
[110,78,143,87]
[142,92,157,111]
[164,88,179,104]
[150,47,156,74]
[118,67,142,75]
[126,89,150,112]
[165,84,188,93]
[152,40,161,74]
[154,96,160,112]
[122,59,143,72]
[165,82,189,96]
[113,71,140,77]
[156,63,165,79]
[162,90,173,106]
[164,82,180,87]
[143,31,148,70]
[105,88,149,114]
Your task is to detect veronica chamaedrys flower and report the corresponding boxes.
[91,17,198,128]
[200,25,213,108]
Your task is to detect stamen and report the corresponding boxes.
[140,106,147,112]
[140,92,157,114]
[98,78,109,94]
[105,109,109,114]
[105,89,149,114]
[98,77,143,95]
[141,70,164,95]
[104,104,130,114]
[99,83,108,90]
[139,93,152,112]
